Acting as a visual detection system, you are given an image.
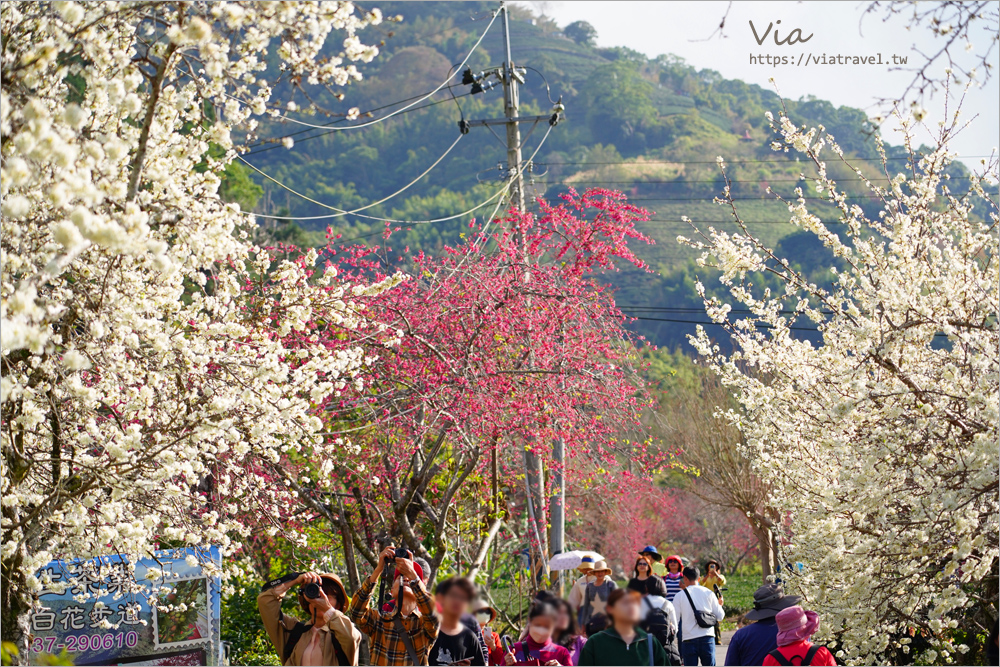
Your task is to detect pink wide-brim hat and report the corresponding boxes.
[775,605,820,646]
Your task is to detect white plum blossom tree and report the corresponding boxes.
[682,112,998,664]
[0,1,398,655]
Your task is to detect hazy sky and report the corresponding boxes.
[524,1,999,171]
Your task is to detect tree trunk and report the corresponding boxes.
[523,446,547,563]
[2,551,31,665]
[337,500,361,594]
[752,523,776,582]
[549,435,565,594]
[466,517,503,581]
[523,449,548,588]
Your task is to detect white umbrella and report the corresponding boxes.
[547,550,605,571]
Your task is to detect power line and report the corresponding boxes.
[629,314,823,332]
[245,122,555,226]
[643,218,848,224]
[247,91,479,157]
[535,156,995,166]
[543,176,980,184]
[245,85,472,154]
[621,306,836,313]
[240,132,468,221]
[627,314,959,338]
[605,195,886,202]
[262,9,499,132]
[241,8,502,156]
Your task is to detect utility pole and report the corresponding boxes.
[500,1,549,588]
[461,0,565,590]
[503,0,543,587]
[500,2,525,213]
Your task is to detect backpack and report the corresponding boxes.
[640,597,673,646]
[767,645,822,666]
[640,598,680,666]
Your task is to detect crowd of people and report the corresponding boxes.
[257,545,836,666]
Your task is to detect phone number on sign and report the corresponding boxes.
[31,631,139,653]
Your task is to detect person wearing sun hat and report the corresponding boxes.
[568,556,597,615]
[258,570,361,665]
[472,600,504,665]
[638,545,664,563]
[762,606,836,666]
[578,560,617,629]
[724,583,801,667]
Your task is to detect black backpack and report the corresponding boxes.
[640,598,681,666]
[640,597,673,646]
[766,645,822,666]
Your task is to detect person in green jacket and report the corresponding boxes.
[580,589,668,666]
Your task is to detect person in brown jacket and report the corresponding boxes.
[258,570,362,666]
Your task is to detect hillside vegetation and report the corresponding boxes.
[237,0,969,350]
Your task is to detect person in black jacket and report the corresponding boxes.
[429,577,485,666]
[628,558,666,597]
[417,557,488,666]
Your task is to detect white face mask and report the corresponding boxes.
[528,626,552,643]
[586,575,597,584]
[475,611,492,625]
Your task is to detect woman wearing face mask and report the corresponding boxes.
[552,599,586,666]
[505,602,572,666]
[473,602,505,665]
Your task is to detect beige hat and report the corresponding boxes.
[590,560,612,576]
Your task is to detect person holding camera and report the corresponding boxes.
[257,570,361,666]
[349,546,440,665]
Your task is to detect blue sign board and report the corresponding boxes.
[29,547,223,666]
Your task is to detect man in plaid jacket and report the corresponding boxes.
[350,546,441,665]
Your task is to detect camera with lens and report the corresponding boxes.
[394,546,410,560]
[303,582,322,599]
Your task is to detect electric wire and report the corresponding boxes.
[626,314,957,338]
[246,91,477,157]
[537,176,980,184]
[238,132,466,221]
[245,84,468,151]
[245,124,554,227]
[534,155,995,166]
[248,167,507,224]
[261,9,499,132]
[522,65,557,105]
[628,315,823,332]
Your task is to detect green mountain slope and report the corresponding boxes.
[239,1,969,351]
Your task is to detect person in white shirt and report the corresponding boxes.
[567,557,596,617]
[675,566,725,666]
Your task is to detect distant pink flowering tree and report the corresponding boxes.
[260,189,676,587]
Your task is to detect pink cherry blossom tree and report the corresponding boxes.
[258,189,676,588]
